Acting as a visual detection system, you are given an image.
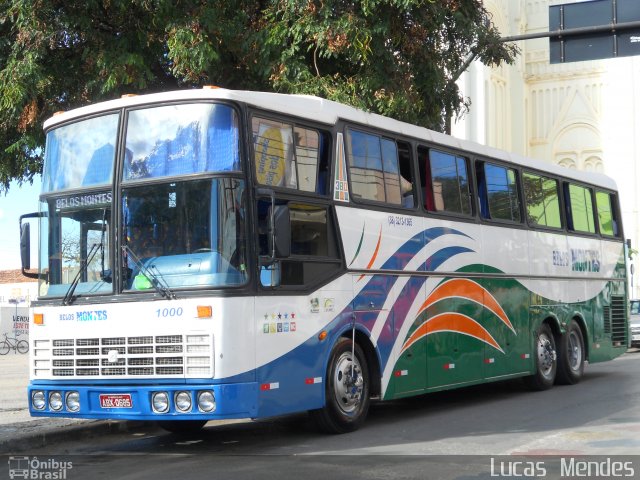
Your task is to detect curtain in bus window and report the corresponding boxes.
[568,184,596,233]
[43,114,118,192]
[205,106,240,171]
[294,127,320,193]
[347,130,385,202]
[484,163,521,222]
[124,104,240,181]
[429,150,471,215]
[523,173,561,228]
[596,191,615,236]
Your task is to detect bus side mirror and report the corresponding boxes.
[20,223,30,270]
[19,212,43,279]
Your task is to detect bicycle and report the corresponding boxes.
[0,332,29,355]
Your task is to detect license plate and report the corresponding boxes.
[99,394,133,409]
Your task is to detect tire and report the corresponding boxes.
[0,342,9,355]
[524,323,557,391]
[17,340,29,354]
[157,420,208,435]
[556,319,585,385]
[310,338,370,434]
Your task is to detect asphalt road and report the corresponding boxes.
[9,352,640,480]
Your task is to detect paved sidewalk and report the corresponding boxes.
[0,352,131,453]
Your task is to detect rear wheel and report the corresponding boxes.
[0,342,9,355]
[524,323,557,391]
[556,319,585,385]
[157,420,208,435]
[311,338,370,434]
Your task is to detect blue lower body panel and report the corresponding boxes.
[28,381,259,420]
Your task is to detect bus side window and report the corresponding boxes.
[346,129,406,206]
[477,161,521,222]
[523,172,562,229]
[596,190,619,237]
[565,182,596,234]
[426,149,471,216]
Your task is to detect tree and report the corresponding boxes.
[0,0,517,193]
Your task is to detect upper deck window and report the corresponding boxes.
[124,103,240,181]
[43,113,119,192]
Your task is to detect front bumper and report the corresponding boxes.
[28,382,258,420]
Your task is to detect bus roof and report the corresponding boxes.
[44,87,618,191]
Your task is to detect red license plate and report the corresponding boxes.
[99,394,133,409]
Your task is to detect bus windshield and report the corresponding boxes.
[121,178,247,291]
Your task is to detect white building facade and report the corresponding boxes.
[453,0,640,298]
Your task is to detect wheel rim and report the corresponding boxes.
[567,330,583,371]
[332,351,364,415]
[536,331,556,379]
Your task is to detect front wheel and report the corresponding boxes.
[524,323,557,391]
[556,319,585,385]
[310,338,370,434]
[17,340,29,354]
[0,342,9,355]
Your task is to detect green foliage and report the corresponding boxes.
[0,0,517,192]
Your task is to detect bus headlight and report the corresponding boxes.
[197,390,215,413]
[175,391,192,413]
[49,391,63,411]
[152,392,170,413]
[65,391,80,412]
[32,391,46,410]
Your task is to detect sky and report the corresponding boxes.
[0,177,41,271]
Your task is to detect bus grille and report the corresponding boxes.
[32,334,213,379]
[610,295,627,346]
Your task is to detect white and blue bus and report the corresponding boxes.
[22,88,628,433]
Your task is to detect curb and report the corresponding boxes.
[0,420,146,454]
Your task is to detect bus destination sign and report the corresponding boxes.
[55,192,112,210]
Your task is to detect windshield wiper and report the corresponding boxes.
[62,243,101,306]
[121,245,176,300]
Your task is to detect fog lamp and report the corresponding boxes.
[32,391,46,410]
[66,391,80,412]
[49,391,63,411]
[175,391,192,412]
[197,390,215,413]
[152,392,170,413]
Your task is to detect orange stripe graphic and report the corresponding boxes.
[401,312,504,354]
[357,226,383,282]
[417,278,514,333]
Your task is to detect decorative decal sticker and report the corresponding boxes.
[310,298,320,313]
[357,225,383,282]
[349,222,365,266]
[334,132,349,202]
